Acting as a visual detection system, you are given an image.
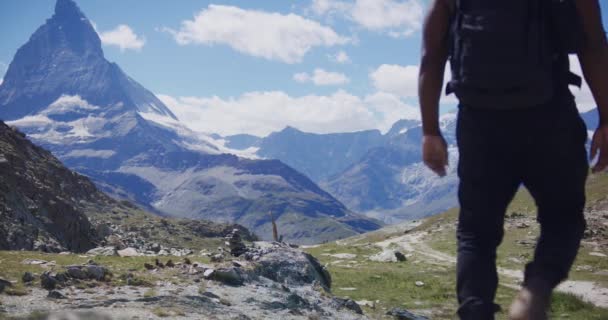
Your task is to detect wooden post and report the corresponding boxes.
[269,211,279,242]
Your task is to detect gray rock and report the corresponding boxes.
[22,272,35,283]
[85,265,109,281]
[40,272,58,290]
[0,277,12,293]
[150,243,161,253]
[86,247,118,256]
[394,251,407,262]
[66,267,88,280]
[117,247,140,257]
[47,290,66,299]
[211,253,225,262]
[203,269,215,279]
[387,308,429,320]
[210,267,244,286]
[54,272,69,284]
[334,297,364,315]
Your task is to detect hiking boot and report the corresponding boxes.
[508,286,550,320]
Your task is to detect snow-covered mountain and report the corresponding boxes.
[0,0,381,244]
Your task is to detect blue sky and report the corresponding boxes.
[0,0,606,136]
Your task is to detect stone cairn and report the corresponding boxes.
[225,229,247,257]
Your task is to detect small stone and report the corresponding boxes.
[22,272,35,284]
[47,290,66,299]
[211,253,224,262]
[334,297,363,315]
[590,252,607,258]
[394,251,407,262]
[387,307,429,320]
[415,281,425,287]
[150,243,161,253]
[203,269,215,279]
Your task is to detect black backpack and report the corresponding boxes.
[446,0,584,109]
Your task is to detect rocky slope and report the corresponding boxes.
[0,0,381,244]
[0,120,99,252]
[0,119,256,253]
[0,242,366,320]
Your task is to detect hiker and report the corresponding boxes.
[419,0,608,319]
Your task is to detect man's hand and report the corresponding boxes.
[423,134,449,177]
[591,125,608,173]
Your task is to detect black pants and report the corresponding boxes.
[455,98,589,320]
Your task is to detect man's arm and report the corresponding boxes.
[418,0,452,176]
[576,0,608,172]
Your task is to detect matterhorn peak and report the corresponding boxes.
[0,0,176,121]
[54,0,86,20]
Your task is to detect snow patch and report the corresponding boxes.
[63,149,116,159]
[42,95,99,115]
[139,112,260,159]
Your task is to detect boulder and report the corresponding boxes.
[47,290,66,299]
[253,243,331,290]
[85,265,109,281]
[40,272,58,290]
[86,247,117,256]
[22,272,35,283]
[0,277,13,293]
[333,297,363,315]
[66,267,88,280]
[210,267,244,286]
[117,247,140,257]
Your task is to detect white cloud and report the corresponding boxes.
[569,55,596,113]
[370,64,419,97]
[310,0,424,38]
[157,90,419,137]
[99,25,146,52]
[311,0,351,16]
[330,50,351,63]
[293,68,350,86]
[165,5,349,64]
[0,79,3,86]
[352,0,423,37]
[370,63,457,104]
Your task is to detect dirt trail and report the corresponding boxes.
[374,231,608,308]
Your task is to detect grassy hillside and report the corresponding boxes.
[304,173,608,319]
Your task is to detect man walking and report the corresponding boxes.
[419,0,608,319]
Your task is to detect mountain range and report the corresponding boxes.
[0,0,381,244]
[226,106,599,223]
